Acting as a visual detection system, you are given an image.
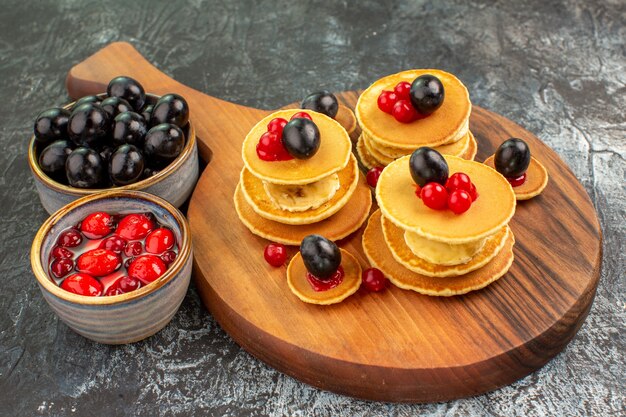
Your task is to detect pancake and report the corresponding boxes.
[404,229,486,266]
[461,131,478,161]
[376,155,516,243]
[363,133,394,165]
[367,130,473,161]
[233,177,372,245]
[363,211,515,296]
[356,134,383,171]
[264,173,341,212]
[335,104,357,135]
[356,69,471,149]
[287,249,361,305]
[382,213,510,277]
[242,109,352,185]
[484,155,548,200]
[240,154,359,225]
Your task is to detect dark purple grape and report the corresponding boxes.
[143,123,185,165]
[65,147,105,188]
[300,235,341,279]
[68,103,110,148]
[73,95,101,108]
[38,140,73,181]
[409,147,448,187]
[140,104,154,123]
[150,93,189,127]
[281,118,320,159]
[301,91,338,118]
[34,108,70,144]
[410,75,445,115]
[107,76,145,111]
[109,144,144,186]
[495,138,531,178]
[99,146,114,163]
[100,97,132,119]
[142,166,160,178]
[112,111,147,147]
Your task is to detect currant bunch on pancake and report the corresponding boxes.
[256,111,321,161]
[377,75,445,123]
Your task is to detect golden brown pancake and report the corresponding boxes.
[363,211,515,296]
[233,176,372,245]
[242,109,352,185]
[240,154,359,225]
[356,69,471,149]
[287,249,362,305]
[461,131,478,160]
[335,104,357,135]
[356,134,383,171]
[382,214,510,277]
[483,155,549,200]
[376,155,516,243]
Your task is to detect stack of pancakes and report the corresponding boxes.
[235,109,372,245]
[363,155,517,296]
[355,69,477,169]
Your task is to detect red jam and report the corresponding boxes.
[507,172,527,187]
[48,211,179,297]
[306,266,344,292]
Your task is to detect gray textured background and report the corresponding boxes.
[0,0,624,416]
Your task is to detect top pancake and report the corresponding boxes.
[376,155,516,243]
[356,69,471,149]
[242,109,352,185]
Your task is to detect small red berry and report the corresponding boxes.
[448,189,472,214]
[362,268,387,292]
[145,228,175,254]
[377,90,398,114]
[290,111,312,121]
[124,241,143,257]
[51,246,73,259]
[118,275,141,293]
[445,172,472,193]
[80,211,114,239]
[124,257,135,269]
[99,236,127,254]
[256,132,293,162]
[160,250,177,265]
[507,172,527,187]
[105,282,124,296]
[60,273,103,297]
[51,258,74,278]
[116,214,154,240]
[267,117,288,135]
[394,81,411,100]
[392,99,418,123]
[57,228,82,248]
[76,249,122,277]
[421,182,448,210]
[264,243,287,267]
[468,183,479,201]
[127,255,167,284]
[366,167,384,188]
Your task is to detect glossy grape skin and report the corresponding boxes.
[107,76,146,111]
[300,234,342,280]
[109,144,145,186]
[281,118,320,159]
[143,123,185,165]
[100,97,132,119]
[38,140,74,181]
[34,108,71,145]
[150,93,189,127]
[300,91,338,118]
[112,111,147,147]
[495,138,531,178]
[409,147,449,187]
[65,147,105,188]
[67,103,111,148]
[140,104,154,123]
[73,95,101,108]
[409,75,445,115]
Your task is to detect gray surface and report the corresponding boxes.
[0,0,624,415]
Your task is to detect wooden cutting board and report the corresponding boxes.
[66,42,602,402]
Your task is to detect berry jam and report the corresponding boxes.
[48,211,179,297]
[507,172,527,187]
[306,266,344,292]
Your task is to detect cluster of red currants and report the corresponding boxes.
[417,172,479,215]
[377,81,424,123]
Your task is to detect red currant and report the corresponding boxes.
[469,183,479,201]
[99,236,127,254]
[267,117,288,135]
[264,243,287,267]
[124,241,143,257]
[51,246,73,259]
[377,90,398,114]
[394,81,411,100]
[118,275,141,293]
[507,172,527,187]
[57,228,82,248]
[145,228,175,254]
[160,250,177,265]
[445,172,472,193]
[127,255,167,284]
[116,214,154,240]
[51,258,74,278]
[392,99,418,123]
[256,132,293,162]
[366,167,384,188]
[80,211,114,239]
[290,111,312,121]
[362,268,387,292]
[60,273,103,297]
[76,249,122,277]
[448,189,472,214]
[105,282,124,296]
[421,182,448,210]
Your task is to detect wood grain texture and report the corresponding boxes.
[65,42,602,402]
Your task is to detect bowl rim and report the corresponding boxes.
[30,190,192,305]
[27,93,197,195]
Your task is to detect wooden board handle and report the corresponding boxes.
[65,42,266,162]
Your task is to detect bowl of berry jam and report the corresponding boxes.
[27,76,199,214]
[30,190,192,344]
